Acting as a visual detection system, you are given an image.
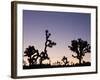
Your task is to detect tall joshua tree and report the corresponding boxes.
[62,56,69,66]
[39,30,56,65]
[24,46,39,66]
[68,38,91,64]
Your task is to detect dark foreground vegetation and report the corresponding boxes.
[23,61,91,69]
[23,30,91,69]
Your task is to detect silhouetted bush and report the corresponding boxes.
[62,56,69,66]
[24,46,39,66]
[68,38,91,64]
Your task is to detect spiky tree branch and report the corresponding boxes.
[39,30,56,65]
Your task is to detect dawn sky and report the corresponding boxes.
[23,10,91,65]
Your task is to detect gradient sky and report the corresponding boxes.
[23,10,91,65]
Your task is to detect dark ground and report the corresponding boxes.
[23,62,91,69]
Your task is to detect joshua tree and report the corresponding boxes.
[24,46,39,66]
[68,38,91,64]
[62,56,69,66]
[39,30,56,65]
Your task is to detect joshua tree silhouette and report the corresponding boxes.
[68,38,91,64]
[24,46,39,66]
[39,30,56,65]
[62,56,69,66]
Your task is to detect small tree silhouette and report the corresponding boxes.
[53,61,61,65]
[62,56,69,66]
[56,61,61,65]
[24,46,39,66]
[68,38,91,64]
[39,30,56,65]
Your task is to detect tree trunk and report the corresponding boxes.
[29,56,31,66]
[79,58,81,64]
[79,53,83,65]
[40,59,42,65]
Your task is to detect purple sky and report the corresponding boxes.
[23,10,91,64]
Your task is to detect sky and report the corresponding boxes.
[23,10,91,65]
